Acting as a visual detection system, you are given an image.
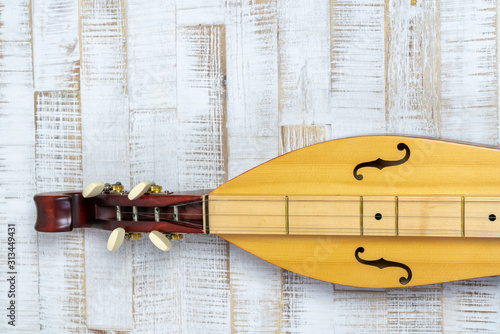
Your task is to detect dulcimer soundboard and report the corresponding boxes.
[34,136,500,288]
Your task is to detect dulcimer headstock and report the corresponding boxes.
[34,181,207,251]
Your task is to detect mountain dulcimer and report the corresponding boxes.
[34,136,500,288]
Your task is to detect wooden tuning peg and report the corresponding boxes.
[149,231,173,251]
[82,181,105,198]
[107,227,126,251]
[128,181,152,200]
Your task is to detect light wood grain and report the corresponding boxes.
[279,125,328,156]
[363,196,396,236]
[465,197,500,237]
[210,195,286,234]
[399,196,462,237]
[288,196,360,235]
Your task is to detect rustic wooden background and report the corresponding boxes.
[1,0,500,332]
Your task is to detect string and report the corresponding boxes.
[111,212,499,235]
[118,210,500,220]
[102,196,500,235]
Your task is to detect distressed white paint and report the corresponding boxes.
[4,0,500,332]
[386,286,442,332]
[80,0,132,330]
[224,1,284,331]
[330,0,386,138]
[177,25,227,191]
[127,0,176,110]
[440,0,498,144]
[385,0,440,136]
[176,24,231,332]
[129,110,178,188]
[176,0,225,26]
[225,0,280,177]
[443,278,500,332]
[35,91,85,334]
[32,0,80,91]
[0,2,38,333]
[278,0,331,126]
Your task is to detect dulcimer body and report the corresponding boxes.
[34,136,500,288]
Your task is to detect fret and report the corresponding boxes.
[398,196,462,237]
[362,196,396,236]
[288,196,359,235]
[464,197,500,237]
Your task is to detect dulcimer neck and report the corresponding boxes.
[35,191,500,239]
[207,194,500,237]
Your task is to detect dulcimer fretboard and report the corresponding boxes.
[206,195,500,237]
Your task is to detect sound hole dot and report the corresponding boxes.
[489,214,496,222]
[375,213,382,220]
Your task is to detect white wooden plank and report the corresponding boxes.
[127,0,176,110]
[443,278,500,332]
[32,0,80,91]
[332,290,388,332]
[385,0,440,136]
[440,0,500,331]
[277,0,331,126]
[129,110,184,333]
[179,234,230,332]
[281,272,336,332]
[35,92,82,188]
[176,24,231,331]
[225,0,280,177]
[386,287,442,332]
[129,110,178,188]
[230,246,282,332]
[80,0,132,330]
[177,25,227,191]
[0,2,38,333]
[176,0,225,26]
[279,125,328,155]
[440,0,498,144]
[131,235,182,333]
[330,0,386,138]
[224,1,283,331]
[35,91,85,333]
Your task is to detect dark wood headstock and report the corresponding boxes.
[34,190,206,234]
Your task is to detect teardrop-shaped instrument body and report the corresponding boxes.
[209,136,500,287]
